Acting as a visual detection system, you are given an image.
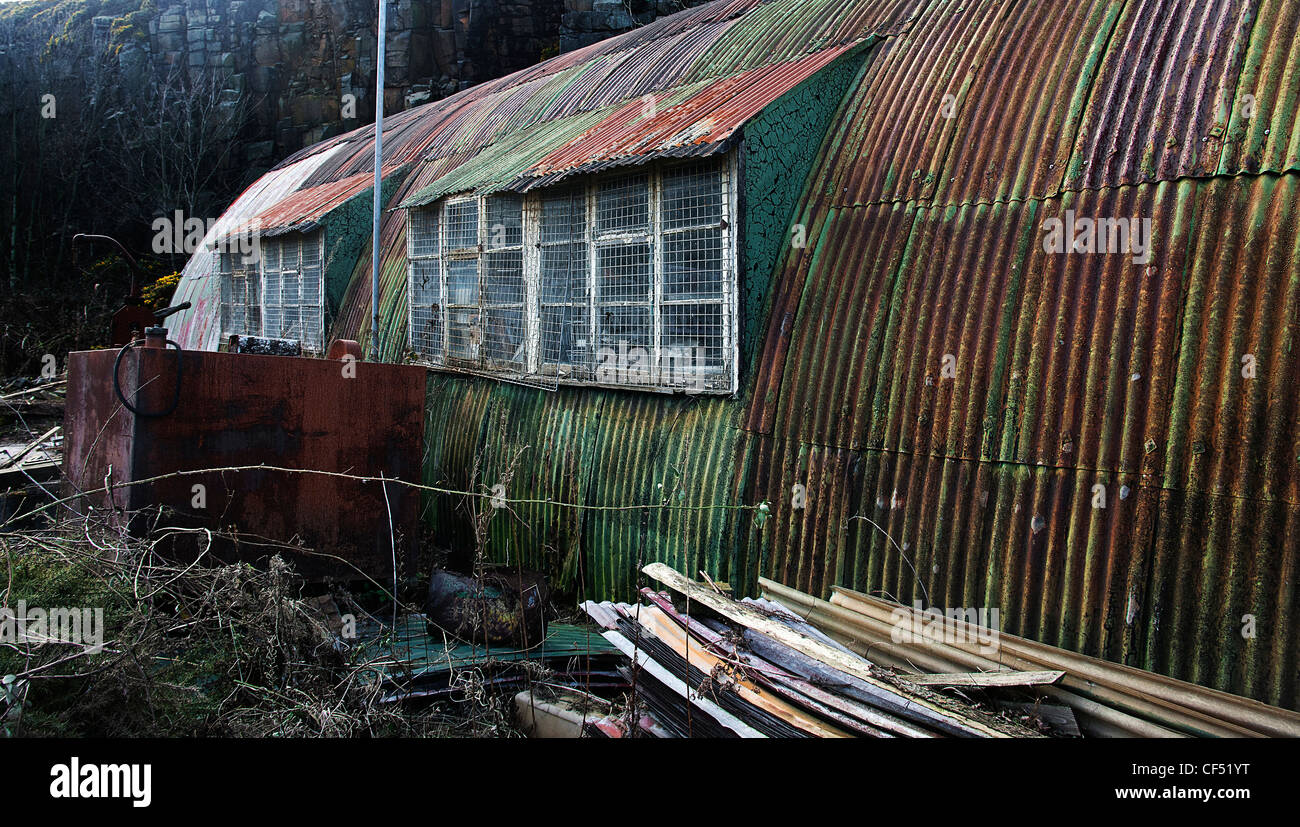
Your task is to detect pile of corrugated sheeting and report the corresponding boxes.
[760,578,1300,739]
[353,614,626,703]
[578,564,1043,737]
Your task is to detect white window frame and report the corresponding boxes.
[258,230,326,353]
[218,249,262,339]
[405,154,738,394]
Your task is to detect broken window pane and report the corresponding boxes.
[409,258,443,359]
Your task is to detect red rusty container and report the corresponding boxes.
[63,342,427,580]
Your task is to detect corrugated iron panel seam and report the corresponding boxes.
[1047,0,1131,199]
[750,434,1300,511]
[832,166,1300,211]
[754,169,1300,507]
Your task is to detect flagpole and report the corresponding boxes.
[370,0,387,361]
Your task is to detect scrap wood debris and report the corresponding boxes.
[577,564,1300,738]
[578,564,1041,738]
[760,577,1300,739]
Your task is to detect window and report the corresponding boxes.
[408,207,442,360]
[406,156,735,393]
[260,231,325,352]
[219,250,261,338]
[411,194,529,370]
[538,189,590,375]
[482,194,526,370]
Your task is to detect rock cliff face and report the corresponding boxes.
[52,0,705,176]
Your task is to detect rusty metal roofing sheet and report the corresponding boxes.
[526,46,857,181]
[931,0,1125,205]
[225,167,402,239]
[819,0,1009,206]
[1216,0,1300,176]
[743,168,1300,707]
[401,45,858,208]
[1061,0,1256,192]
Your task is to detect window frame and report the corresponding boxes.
[405,154,738,394]
[257,230,327,353]
[218,248,262,340]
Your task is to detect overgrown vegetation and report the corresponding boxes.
[0,508,514,737]
[1,0,254,373]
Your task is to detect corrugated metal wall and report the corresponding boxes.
[742,0,1300,707]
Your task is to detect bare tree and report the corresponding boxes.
[104,60,257,223]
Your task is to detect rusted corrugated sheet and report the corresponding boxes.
[402,45,857,207]
[932,0,1125,205]
[821,0,1009,206]
[1217,0,1300,176]
[417,377,744,600]
[1062,0,1255,191]
[226,167,400,238]
[744,168,1300,707]
[526,46,855,182]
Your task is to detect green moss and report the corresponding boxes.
[738,41,875,371]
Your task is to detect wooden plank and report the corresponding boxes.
[824,583,1290,738]
[642,589,935,738]
[643,563,1026,738]
[0,380,65,401]
[761,580,1185,738]
[741,596,863,658]
[903,670,1066,688]
[997,701,1083,737]
[634,605,852,738]
[600,629,766,738]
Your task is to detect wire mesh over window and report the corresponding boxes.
[539,189,590,376]
[482,195,526,370]
[594,174,655,385]
[403,155,735,392]
[441,197,482,363]
[657,161,728,389]
[260,231,325,352]
[407,206,443,360]
[218,250,261,338]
